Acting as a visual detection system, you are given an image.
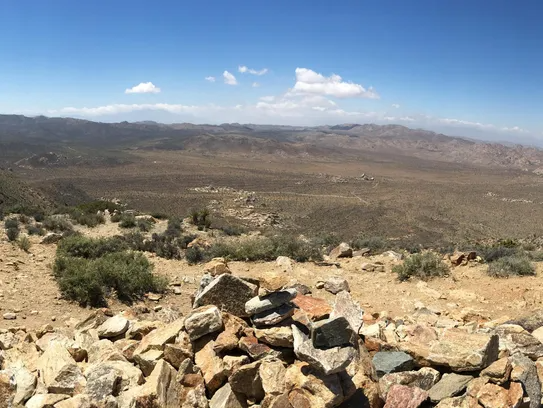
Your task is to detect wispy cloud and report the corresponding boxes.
[125,82,161,94]
[289,68,378,99]
[391,103,400,108]
[252,82,260,88]
[205,76,216,82]
[238,65,268,76]
[223,71,237,85]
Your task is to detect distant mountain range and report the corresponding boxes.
[1,114,542,170]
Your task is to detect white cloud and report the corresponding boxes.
[252,82,260,88]
[391,103,400,108]
[205,76,216,82]
[238,65,268,75]
[223,71,237,85]
[125,82,161,94]
[290,68,379,99]
[259,96,275,102]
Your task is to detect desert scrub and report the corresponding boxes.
[186,246,205,265]
[351,235,390,254]
[4,218,19,230]
[27,224,45,236]
[6,227,19,242]
[119,213,137,228]
[53,236,167,307]
[42,216,74,233]
[208,235,323,263]
[394,252,450,281]
[164,217,183,237]
[487,256,535,278]
[219,224,246,236]
[57,235,128,259]
[190,208,211,230]
[17,235,31,252]
[137,217,155,233]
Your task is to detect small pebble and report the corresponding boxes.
[3,312,16,320]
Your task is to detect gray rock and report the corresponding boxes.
[41,232,63,244]
[379,367,441,400]
[373,351,416,378]
[3,312,16,320]
[311,317,355,348]
[330,290,364,333]
[323,276,350,294]
[184,305,224,341]
[428,373,474,403]
[194,274,258,317]
[495,325,543,360]
[97,315,129,339]
[251,304,294,327]
[245,288,297,315]
[506,309,543,332]
[85,363,122,401]
[36,342,86,395]
[510,353,541,408]
[210,383,247,408]
[289,283,311,295]
[292,324,356,375]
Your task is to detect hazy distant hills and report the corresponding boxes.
[0,114,542,170]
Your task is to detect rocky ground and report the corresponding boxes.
[3,218,543,407]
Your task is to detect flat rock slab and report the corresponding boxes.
[194,274,258,317]
[429,373,474,402]
[330,290,364,332]
[251,304,294,328]
[245,288,297,315]
[311,316,355,348]
[379,367,441,400]
[373,351,416,378]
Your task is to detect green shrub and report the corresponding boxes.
[27,225,45,236]
[487,256,535,278]
[17,235,31,252]
[475,245,520,263]
[4,218,19,229]
[351,235,389,253]
[137,218,154,233]
[313,233,343,249]
[53,237,167,307]
[18,214,32,224]
[110,212,122,223]
[146,233,182,260]
[208,235,322,263]
[220,225,246,236]
[393,252,450,281]
[165,217,183,237]
[76,200,121,214]
[42,216,74,233]
[57,235,128,259]
[190,208,211,230]
[528,251,543,262]
[6,227,19,242]
[119,214,137,228]
[186,246,204,265]
[122,231,147,251]
[71,212,106,228]
[33,212,45,222]
[180,234,197,249]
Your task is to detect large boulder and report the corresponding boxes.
[229,361,265,401]
[510,353,541,408]
[428,373,474,403]
[210,383,247,408]
[194,274,258,317]
[379,367,441,400]
[311,317,356,348]
[132,318,185,357]
[506,309,543,332]
[330,290,364,333]
[255,326,294,348]
[329,243,353,259]
[12,367,36,405]
[195,340,227,394]
[36,342,86,395]
[85,363,123,402]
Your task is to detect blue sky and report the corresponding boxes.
[1,0,542,143]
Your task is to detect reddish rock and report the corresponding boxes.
[292,294,331,321]
[384,385,428,408]
[239,335,281,360]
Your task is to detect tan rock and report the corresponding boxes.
[224,355,250,377]
[255,326,293,348]
[435,395,481,407]
[480,357,511,385]
[36,342,86,395]
[229,360,264,401]
[185,305,224,341]
[126,320,163,340]
[164,343,193,370]
[285,362,344,408]
[25,394,70,408]
[54,394,92,408]
[476,383,509,408]
[132,318,184,357]
[204,258,231,276]
[87,339,127,364]
[195,340,227,394]
[260,359,287,396]
[210,383,248,408]
[214,313,246,353]
[133,348,164,377]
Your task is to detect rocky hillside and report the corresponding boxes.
[2,254,543,407]
[2,114,543,169]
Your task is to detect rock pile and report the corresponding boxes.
[3,270,543,408]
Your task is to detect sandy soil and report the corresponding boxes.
[1,218,543,332]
